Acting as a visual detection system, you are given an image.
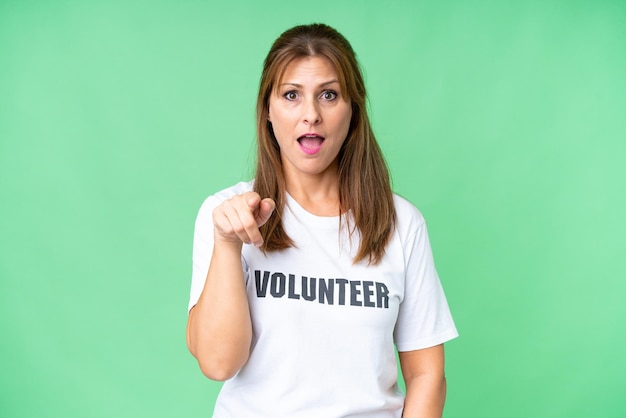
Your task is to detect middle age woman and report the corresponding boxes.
[187,23,458,417]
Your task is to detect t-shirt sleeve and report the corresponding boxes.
[393,218,458,352]
[188,182,254,313]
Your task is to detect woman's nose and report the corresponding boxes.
[302,98,321,125]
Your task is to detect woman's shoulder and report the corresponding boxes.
[210,180,255,201]
[392,193,427,234]
[197,180,255,213]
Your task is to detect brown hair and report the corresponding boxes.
[254,23,396,265]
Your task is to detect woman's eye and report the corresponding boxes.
[321,90,338,101]
[284,91,298,101]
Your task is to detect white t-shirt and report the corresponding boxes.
[189,181,458,418]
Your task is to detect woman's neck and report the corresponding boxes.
[284,172,342,217]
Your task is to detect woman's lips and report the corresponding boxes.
[298,134,325,155]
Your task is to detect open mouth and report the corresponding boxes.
[297,134,325,155]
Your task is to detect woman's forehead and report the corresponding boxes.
[273,55,345,90]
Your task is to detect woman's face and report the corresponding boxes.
[268,56,352,183]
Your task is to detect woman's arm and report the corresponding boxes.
[399,344,447,418]
[186,192,275,381]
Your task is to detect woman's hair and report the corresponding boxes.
[254,23,396,265]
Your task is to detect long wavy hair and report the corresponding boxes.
[254,23,396,265]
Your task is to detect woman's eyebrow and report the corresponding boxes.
[279,79,339,88]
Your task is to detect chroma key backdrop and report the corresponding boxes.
[1,1,625,417]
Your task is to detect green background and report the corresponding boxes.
[1,0,625,417]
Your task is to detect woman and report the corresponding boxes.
[187,23,458,417]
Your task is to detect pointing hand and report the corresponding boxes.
[213,192,276,247]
